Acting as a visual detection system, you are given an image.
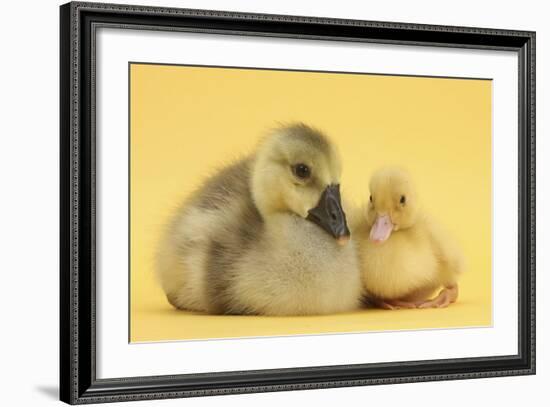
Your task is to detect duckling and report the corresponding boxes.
[354,167,464,309]
[155,123,362,316]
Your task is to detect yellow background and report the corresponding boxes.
[130,63,492,342]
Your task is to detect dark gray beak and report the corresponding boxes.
[306,184,351,245]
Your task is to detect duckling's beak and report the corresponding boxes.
[306,184,351,245]
[370,214,393,243]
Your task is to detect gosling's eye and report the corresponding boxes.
[400,195,406,205]
[292,163,311,180]
[369,195,373,203]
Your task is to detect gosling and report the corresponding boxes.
[156,123,362,316]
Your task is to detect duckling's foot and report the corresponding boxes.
[388,299,420,309]
[377,300,400,310]
[418,285,458,309]
[370,298,417,310]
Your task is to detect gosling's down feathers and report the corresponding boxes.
[156,123,362,315]
[354,167,464,309]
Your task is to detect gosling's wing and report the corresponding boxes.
[189,158,253,211]
[187,158,265,313]
[155,157,264,312]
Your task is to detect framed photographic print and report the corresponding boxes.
[60,1,536,404]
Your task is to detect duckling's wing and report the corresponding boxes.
[424,216,465,286]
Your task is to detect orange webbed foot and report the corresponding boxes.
[417,285,458,309]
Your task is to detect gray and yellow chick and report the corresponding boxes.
[156,123,362,316]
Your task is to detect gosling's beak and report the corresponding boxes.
[306,184,350,245]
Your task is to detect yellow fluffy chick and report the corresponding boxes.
[354,167,464,309]
[155,123,362,316]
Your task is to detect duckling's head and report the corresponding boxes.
[251,123,350,245]
[366,167,419,243]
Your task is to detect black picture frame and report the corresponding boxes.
[60,1,536,404]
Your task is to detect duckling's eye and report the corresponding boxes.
[400,195,406,205]
[292,163,311,180]
[369,195,373,203]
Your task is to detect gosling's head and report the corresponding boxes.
[366,167,419,243]
[251,123,350,245]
